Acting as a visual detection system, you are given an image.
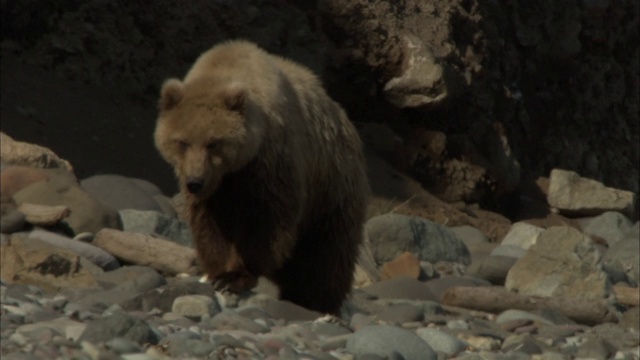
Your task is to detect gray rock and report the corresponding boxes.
[375,303,424,324]
[105,337,144,354]
[80,312,159,345]
[547,169,637,217]
[171,295,221,320]
[505,226,612,300]
[81,174,174,216]
[603,238,639,286]
[346,325,437,360]
[119,209,192,246]
[496,310,554,326]
[161,337,217,358]
[578,211,634,247]
[466,255,518,285]
[362,276,439,302]
[81,267,166,308]
[576,334,614,360]
[490,244,528,258]
[592,322,640,351]
[416,327,468,355]
[28,229,120,270]
[500,222,545,250]
[245,296,322,322]
[122,281,216,313]
[449,225,490,246]
[206,310,269,333]
[366,214,471,266]
[94,265,160,290]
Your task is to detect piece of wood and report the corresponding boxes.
[93,228,197,276]
[441,286,618,325]
[613,284,639,307]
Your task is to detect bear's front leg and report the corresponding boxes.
[211,246,257,292]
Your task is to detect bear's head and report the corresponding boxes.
[154,77,265,199]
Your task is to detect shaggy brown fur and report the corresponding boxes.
[154,40,369,314]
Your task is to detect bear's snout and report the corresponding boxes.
[186,179,204,194]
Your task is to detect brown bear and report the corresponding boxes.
[154,40,369,314]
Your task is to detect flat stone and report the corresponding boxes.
[500,222,545,250]
[547,169,637,217]
[346,325,437,360]
[505,226,612,300]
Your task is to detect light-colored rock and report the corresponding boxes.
[505,226,612,300]
[380,251,421,281]
[490,244,528,259]
[1,165,51,199]
[12,171,121,235]
[352,264,375,288]
[501,222,545,250]
[577,211,634,247]
[603,238,639,287]
[346,325,437,360]
[547,169,637,217]
[383,34,448,108]
[172,295,220,319]
[0,132,73,171]
[366,214,471,266]
[17,203,70,226]
[119,209,192,246]
[93,228,197,275]
[0,235,102,291]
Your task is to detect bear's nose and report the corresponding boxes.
[186,180,204,194]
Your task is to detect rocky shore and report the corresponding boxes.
[1,132,638,360]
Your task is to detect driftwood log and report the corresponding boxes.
[93,228,198,276]
[613,284,640,307]
[441,286,619,325]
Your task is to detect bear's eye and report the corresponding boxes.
[175,140,188,151]
[207,140,220,151]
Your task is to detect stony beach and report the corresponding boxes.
[1,133,639,360]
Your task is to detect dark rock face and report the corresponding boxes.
[1,0,637,216]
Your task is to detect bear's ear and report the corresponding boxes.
[223,83,247,112]
[160,78,184,111]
